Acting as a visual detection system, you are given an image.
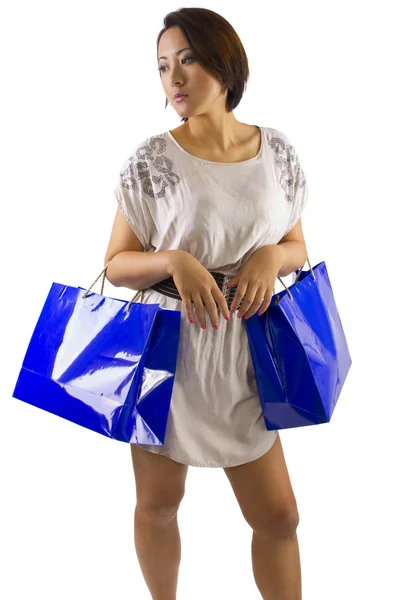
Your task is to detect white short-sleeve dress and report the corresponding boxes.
[113,125,309,468]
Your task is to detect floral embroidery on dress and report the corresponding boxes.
[268,136,306,202]
[119,135,182,200]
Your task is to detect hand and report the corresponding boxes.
[225,245,284,319]
[169,251,230,329]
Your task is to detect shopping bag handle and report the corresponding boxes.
[80,260,144,313]
[274,256,316,301]
[292,256,316,285]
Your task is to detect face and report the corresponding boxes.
[157,26,226,118]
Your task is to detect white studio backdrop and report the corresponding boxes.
[1,1,399,598]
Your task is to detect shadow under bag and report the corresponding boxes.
[12,264,181,444]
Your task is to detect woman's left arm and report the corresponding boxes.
[226,219,308,318]
[276,240,308,277]
[276,216,308,276]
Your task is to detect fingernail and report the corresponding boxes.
[237,313,243,319]
[213,324,219,330]
[230,308,236,313]
[189,319,194,324]
[224,315,230,321]
[201,324,206,329]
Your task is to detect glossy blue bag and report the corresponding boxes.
[12,263,181,444]
[245,259,352,430]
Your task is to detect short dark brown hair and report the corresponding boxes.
[156,7,249,123]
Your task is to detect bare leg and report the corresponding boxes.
[252,529,302,600]
[134,505,181,600]
[130,443,188,600]
[224,434,302,600]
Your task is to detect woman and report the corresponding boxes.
[105,7,309,600]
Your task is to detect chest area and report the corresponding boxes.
[149,159,290,240]
[169,126,262,164]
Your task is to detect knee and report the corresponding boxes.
[136,493,185,526]
[250,505,300,539]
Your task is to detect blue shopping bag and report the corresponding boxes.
[12,263,181,444]
[245,259,352,430]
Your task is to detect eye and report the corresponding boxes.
[158,55,195,73]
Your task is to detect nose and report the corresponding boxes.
[168,65,184,87]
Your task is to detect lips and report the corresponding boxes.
[174,94,188,99]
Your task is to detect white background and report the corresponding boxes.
[2,1,399,598]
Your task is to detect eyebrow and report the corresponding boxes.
[157,47,192,62]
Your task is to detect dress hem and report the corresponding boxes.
[134,430,278,468]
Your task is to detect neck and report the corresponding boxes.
[183,114,244,153]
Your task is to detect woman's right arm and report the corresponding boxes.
[104,206,230,327]
[104,205,182,290]
[105,249,183,291]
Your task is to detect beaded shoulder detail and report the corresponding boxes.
[119,135,182,200]
[268,136,306,202]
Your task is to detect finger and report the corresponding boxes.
[237,283,264,318]
[256,291,274,317]
[182,296,195,323]
[192,293,207,329]
[230,281,249,313]
[203,292,220,329]
[212,287,230,322]
[242,290,267,319]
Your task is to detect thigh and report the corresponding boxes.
[130,444,189,509]
[223,433,298,532]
